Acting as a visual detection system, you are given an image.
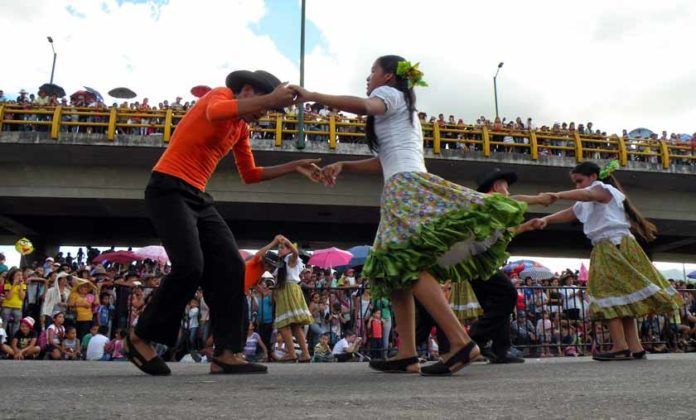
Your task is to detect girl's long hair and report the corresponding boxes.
[365,55,417,152]
[571,162,657,242]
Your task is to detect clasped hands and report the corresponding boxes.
[296,161,343,186]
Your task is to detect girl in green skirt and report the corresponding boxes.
[532,161,682,361]
[291,56,529,375]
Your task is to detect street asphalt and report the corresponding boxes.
[0,354,694,419]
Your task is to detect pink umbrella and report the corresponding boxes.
[92,250,143,265]
[307,247,353,269]
[135,246,169,264]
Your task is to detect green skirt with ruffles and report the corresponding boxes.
[363,172,527,299]
[588,235,683,321]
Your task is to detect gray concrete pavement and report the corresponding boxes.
[0,354,694,419]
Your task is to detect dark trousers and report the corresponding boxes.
[415,271,516,358]
[136,173,246,352]
[468,271,517,359]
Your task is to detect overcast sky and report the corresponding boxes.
[1,0,695,135]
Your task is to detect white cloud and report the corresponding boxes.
[1,0,695,133]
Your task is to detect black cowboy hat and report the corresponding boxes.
[476,168,518,193]
[225,70,286,113]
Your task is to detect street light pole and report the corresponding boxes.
[296,0,306,149]
[47,36,57,84]
[493,62,504,120]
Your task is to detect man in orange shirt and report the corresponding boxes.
[126,70,320,376]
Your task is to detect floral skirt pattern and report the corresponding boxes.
[273,283,313,329]
[363,171,527,299]
[449,281,483,322]
[588,235,683,321]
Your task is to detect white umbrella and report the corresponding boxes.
[520,267,555,281]
[134,245,169,264]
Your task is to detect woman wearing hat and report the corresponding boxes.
[68,278,97,340]
[127,70,322,376]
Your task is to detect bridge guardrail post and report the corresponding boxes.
[433,122,441,154]
[659,140,670,169]
[163,108,173,142]
[615,135,627,166]
[107,107,118,141]
[573,132,583,162]
[529,130,538,160]
[275,115,283,147]
[329,115,337,149]
[50,106,62,139]
[0,105,5,134]
[481,126,491,157]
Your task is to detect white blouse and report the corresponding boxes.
[572,181,632,245]
[369,86,427,181]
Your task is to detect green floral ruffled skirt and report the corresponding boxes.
[363,172,527,299]
[588,235,683,321]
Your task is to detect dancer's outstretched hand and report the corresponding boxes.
[537,193,559,207]
[295,158,324,183]
[269,82,297,108]
[529,218,548,230]
[288,84,313,104]
[321,162,343,187]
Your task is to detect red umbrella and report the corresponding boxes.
[92,250,143,265]
[190,85,211,98]
[70,90,96,104]
[307,247,353,269]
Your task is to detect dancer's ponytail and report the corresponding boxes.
[571,161,658,242]
[365,55,419,152]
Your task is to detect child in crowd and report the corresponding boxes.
[63,327,82,360]
[0,318,10,358]
[97,293,114,336]
[46,311,66,360]
[367,309,384,359]
[81,324,99,355]
[106,329,127,361]
[532,161,683,361]
[536,311,553,357]
[271,332,287,361]
[312,333,334,363]
[3,317,40,360]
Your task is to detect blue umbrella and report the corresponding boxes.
[84,86,104,103]
[687,271,696,279]
[628,128,654,139]
[678,133,692,142]
[346,245,371,267]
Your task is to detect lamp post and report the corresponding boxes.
[493,62,504,120]
[47,36,57,84]
[296,0,307,149]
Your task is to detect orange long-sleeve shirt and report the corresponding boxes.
[153,87,264,191]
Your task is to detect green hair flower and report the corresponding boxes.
[396,61,428,89]
[599,160,620,180]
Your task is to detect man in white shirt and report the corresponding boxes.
[331,330,361,362]
[86,326,110,361]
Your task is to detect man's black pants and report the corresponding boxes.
[416,271,517,359]
[135,172,246,352]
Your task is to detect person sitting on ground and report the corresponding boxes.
[242,323,268,362]
[46,311,66,360]
[106,329,127,361]
[271,332,288,361]
[63,327,82,360]
[331,330,362,362]
[0,318,10,358]
[7,317,40,360]
[312,333,334,363]
[86,326,111,361]
[81,324,99,356]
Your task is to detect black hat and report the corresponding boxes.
[225,70,282,95]
[476,168,518,193]
[225,70,285,113]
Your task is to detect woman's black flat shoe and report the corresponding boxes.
[592,349,631,361]
[632,350,647,360]
[369,356,420,373]
[124,333,171,376]
[420,341,479,376]
[211,358,268,374]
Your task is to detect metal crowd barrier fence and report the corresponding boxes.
[106,284,694,359]
[2,104,694,169]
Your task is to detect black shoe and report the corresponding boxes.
[490,355,525,364]
[592,349,631,361]
[420,341,479,376]
[210,358,268,374]
[632,351,646,360]
[480,348,497,362]
[368,356,419,373]
[124,333,171,376]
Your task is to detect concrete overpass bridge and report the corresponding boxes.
[1,131,696,262]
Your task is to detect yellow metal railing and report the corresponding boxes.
[1,104,694,169]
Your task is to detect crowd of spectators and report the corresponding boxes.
[1,247,694,364]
